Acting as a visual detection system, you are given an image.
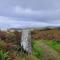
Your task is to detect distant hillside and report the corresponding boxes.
[0,29,60,42]
[31,29,60,41]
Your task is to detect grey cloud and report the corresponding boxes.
[0,0,60,24]
[15,6,60,21]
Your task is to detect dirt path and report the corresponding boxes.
[16,54,39,60]
[39,41,60,60]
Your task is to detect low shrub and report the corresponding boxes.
[0,50,9,60]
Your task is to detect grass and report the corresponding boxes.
[0,50,9,60]
[32,40,44,60]
[43,40,60,54]
[0,39,60,60]
[0,40,39,60]
[32,40,60,60]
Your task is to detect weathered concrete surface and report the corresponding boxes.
[21,29,32,54]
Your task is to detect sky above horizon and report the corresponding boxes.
[0,0,60,29]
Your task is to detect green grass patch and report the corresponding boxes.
[32,40,44,60]
[43,40,60,54]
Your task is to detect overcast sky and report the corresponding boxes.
[0,0,60,29]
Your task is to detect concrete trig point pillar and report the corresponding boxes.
[21,29,32,54]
